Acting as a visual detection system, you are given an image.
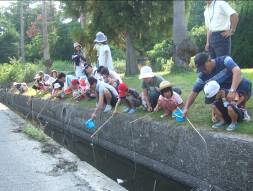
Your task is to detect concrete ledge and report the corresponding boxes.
[1,92,253,191]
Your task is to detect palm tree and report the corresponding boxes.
[20,1,25,62]
[42,0,51,73]
[173,0,187,68]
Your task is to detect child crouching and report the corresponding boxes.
[114,83,141,114]
[154,81,184,118]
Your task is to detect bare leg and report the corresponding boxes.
[227,106,238,124]
[104,89,112,105]
[212,105,225,124]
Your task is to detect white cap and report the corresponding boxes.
[204,80,220,98]
[139,66,155,79]
[54,83,61,89]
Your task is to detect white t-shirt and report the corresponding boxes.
[204,0,236,32]
[98,44,113,71]
[96,81,118,98]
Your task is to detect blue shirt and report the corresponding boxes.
[193,56,238,93]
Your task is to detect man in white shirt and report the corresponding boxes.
[204,0,238,59]
[94,32,114,71]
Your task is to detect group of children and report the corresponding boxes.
[13,31,251,132]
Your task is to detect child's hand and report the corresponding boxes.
[154,106,159,112]
[91,113,96,120]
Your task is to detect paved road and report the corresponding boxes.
[0,103,126,191]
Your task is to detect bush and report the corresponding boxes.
[113,59,126,74]
[147,39,173,71]
[188,25,206,52]
[0,57,38,86]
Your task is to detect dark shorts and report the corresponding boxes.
[213,100,244,123]
[148,90,160,109]
[209,31,231,59]
[104,90,118,107]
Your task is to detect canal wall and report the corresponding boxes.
[1,92,253,191]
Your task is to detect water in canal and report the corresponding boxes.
[45,126,192,191]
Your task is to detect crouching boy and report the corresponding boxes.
[113,83,141,114]
[88,77,118,119]
[154,81,184,118]
[204,80,251,131]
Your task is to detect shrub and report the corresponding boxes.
[188,25,206,53]
[147,39,173,71]
[114,59,126,74]
[0,57,38,86]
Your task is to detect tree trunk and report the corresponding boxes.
[125,33,138,76]
[20,2,25,63]
[173,0,187,68]
[79,6,85,29]
[42,0,51,73]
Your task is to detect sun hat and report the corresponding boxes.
[94,32,107,43]
[54,83,61,89]
[203,80,220,104]
[73,42,81,48]
[118,83,128,98]
[159,81,173,91]
[194,52,209,73]
[139,66,155,79]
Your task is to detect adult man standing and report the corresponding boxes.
[204,0,238,58]
[183,52,251,117]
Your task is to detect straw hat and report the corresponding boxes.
[73,42,81,48]
[159,81,173,91]
[94,32,107,43]
[139,66,155,79]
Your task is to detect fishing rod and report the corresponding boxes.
[90,115,114,139]
[176,107,207,145]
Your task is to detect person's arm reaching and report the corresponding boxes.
[91,94,104,119]
[183,91,199,117]
[143,89,152,112]
[227,66,241,101]
[113,98,121,115]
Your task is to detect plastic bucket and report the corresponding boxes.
[173,109,186,122]
[85,119,95,129]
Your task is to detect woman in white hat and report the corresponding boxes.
[94,32,114,71]
[139,66,165,111]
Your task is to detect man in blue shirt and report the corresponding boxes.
[183,52,251,117]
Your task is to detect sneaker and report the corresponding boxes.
[123,107,130,113]
[243,110,251,122]
[128,108,136,114]
[104,105,112,113]
[226,123,238,131]
[212,122,225,129]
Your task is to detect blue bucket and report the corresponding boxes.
[172,109,186,122]
[85,119,95,129]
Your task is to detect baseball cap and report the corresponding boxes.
[194,52,209,73]
[71,79,79,86]
[203,80,220,104]
[118,83,128,98]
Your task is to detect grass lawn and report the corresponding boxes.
[21,68,253,136]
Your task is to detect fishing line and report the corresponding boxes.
[90,115,114,138]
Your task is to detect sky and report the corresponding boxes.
[0,1,15,8]
[0,1,61,10]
